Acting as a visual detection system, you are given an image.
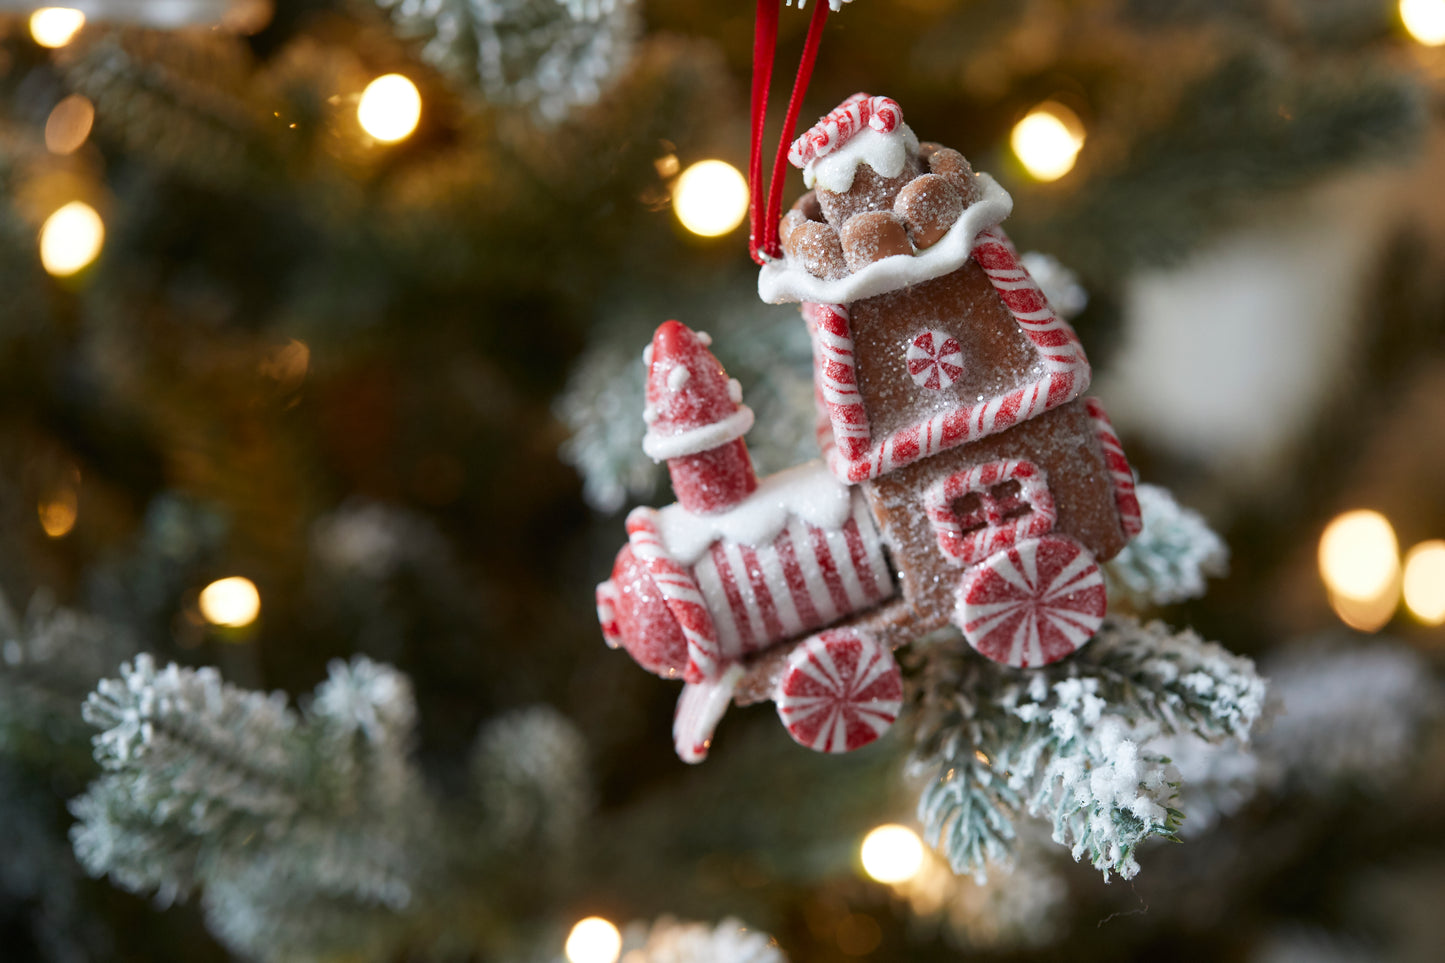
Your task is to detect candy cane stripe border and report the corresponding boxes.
[808,226,1091,483]
[626,507,723,683]
[788,94,902,169]
[1084,397,1143,538]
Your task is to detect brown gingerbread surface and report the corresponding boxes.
[848,261,1045,445]
[864,399,1129,631]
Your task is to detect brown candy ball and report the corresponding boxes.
[839,211,912,273]
[894,174,963,249]
[779,209,810,249]
[927,148,982,206]
[785,220,849,280]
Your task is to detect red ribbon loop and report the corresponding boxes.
[747,1,831,265]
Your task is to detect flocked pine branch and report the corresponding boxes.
[1257,639,1440,792]
[472,704,592,853]
[69,650,594,962]
[1104,484,1229,608]
[70,654,435,961]
[907,617,1265,881]
[614,917,787,963]
[372,0,639,122]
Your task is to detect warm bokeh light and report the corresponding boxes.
[672,159,749,237]
[1011,102,1085,182]
[37,475,80,539]
[564,917,621,963]
[39,201,105,277]
[30,8,85,48]
[859,823,926,884]
[1319,510,1400,602]
[199,577,262,628]
[1402,0,1445,45]
[45,94,95,155]
[357,74,422,143]
[1328,586,1399,633]
[1402,540,1445,625]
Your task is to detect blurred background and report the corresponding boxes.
[0,1,1443,961]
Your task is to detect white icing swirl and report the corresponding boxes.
[803,124,919,193]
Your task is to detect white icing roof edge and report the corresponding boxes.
[757,173,1013,305]
[655,460,852,567]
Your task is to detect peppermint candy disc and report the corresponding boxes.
[906,329,964,390]
[955,535,1105,667]
[775,629,902,753]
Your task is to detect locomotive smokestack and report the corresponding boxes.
[641,321,758,514]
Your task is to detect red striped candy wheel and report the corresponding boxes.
[955,536,1105,667]
[775,629,902,753]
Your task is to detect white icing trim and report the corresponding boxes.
[803,125,919,193]
[656,460,853,566]
[642,405,754,462]
[758,173,1013,305]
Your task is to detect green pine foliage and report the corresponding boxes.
[68,652,595,963]
[908,617,1266,881]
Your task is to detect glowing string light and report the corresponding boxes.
[357,74,422,143]
[672,160,749,237]
[859,823,926,884]
[30,8,85,48]
[199,577,262,628]
[1319,510,1400,601]
[1011,102,1085,182]
[565,917,621,963]
[1320,510,1400,632]
[39,201,105,277]
[1403,540,1445,625]
[1402,0,1445,46]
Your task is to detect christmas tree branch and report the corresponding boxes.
[907,616,1265,881]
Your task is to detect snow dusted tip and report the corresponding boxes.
[909,615,1265,882]
[1105,484,1229,608]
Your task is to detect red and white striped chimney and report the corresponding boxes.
[642,320,758,514]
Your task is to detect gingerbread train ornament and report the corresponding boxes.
[596,94,1142,763]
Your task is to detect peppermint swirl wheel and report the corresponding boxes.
[775,628,902,753]
[906,329,964,390]
[955,535,1106,667]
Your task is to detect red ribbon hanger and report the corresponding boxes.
[748,0,831,265]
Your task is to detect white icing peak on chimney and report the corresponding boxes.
[803,124,919,194]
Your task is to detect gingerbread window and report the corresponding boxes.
[923,460,1057,566]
